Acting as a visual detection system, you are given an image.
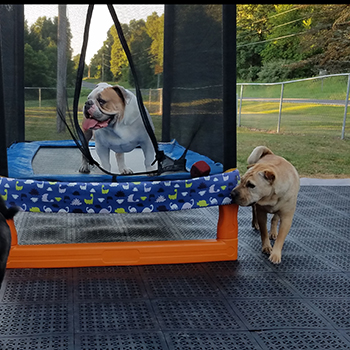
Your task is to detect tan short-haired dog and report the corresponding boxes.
[231,146,300,264]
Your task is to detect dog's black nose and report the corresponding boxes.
[230,190,238,202]
[85,100,93,107]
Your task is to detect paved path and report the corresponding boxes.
[242,97,346,106]
[82,81,96,90]
[300,177,350,186]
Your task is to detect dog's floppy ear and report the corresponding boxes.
[259,170,276,184]
[112,85,132,105]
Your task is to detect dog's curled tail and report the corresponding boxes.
[247,146,274,165]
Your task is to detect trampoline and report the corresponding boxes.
[0,4,238,268]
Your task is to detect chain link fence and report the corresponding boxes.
[25,75,350,142]
[237,74,350,140]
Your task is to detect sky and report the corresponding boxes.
[24,4,164,63]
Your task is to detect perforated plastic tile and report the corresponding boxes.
[75,264,145,301]
[213,273,295,299]
[75,265,139,277]
[77,276,146,301]
[6,268,71,279]
[288,225,342,239]
[299,188,343,203]
[255,330,350,350]
[324,254,350,271]
[283,273,350,298]
[77,332,167,350]
[123,212,183,241]
[310,299,350,328]
[1,183,350,349]
[77,301,158,332]
[143,274,219,298]
[154,299,245,330]
[165,331,259,350]
[266,254,337,272]
[299,238,350,254]
[202,250,272,274]
[139,263,205,276]
[0,336,73,350]
[164,207,218,239]
[231,299,331,330]
[307,215,350,230]
[2,279,69,302]
[0,303,70,336]
[15,208,220,245]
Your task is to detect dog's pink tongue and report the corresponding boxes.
[82,119,109,131]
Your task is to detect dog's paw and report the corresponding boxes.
[79,165,90,174]
[120,168,133,175]
[262,244,272,255]
[252,221,259,230]
[269,231,278,240]
[269,251,282,264]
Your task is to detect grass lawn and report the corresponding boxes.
[237,99,350,177]
[237,75,349,100]
[237,127,350,178]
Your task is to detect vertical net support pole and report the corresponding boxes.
[161,5,175,142]
[0,26,7,177]
[222,5,237,171]
[0,5,25,148]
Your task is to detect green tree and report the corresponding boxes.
[297,5,350,74]
[90,29,114,81]
[260,5,309,63]
[146,12,164,68]
[24,15,75,88]
[109,23,129,83]
[236,4,275,81]
[128,19,155,87]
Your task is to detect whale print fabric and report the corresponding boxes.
[0,170,239,214]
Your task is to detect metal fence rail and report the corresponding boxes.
[25,87,163,115]
[237,73,350,139]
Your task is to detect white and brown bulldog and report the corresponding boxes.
[231,146,300,264]
[79,82,157,174]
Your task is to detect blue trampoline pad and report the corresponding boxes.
[7,139,224,182]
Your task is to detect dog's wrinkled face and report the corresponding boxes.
[230,164,276,206]
[82,85,126,131]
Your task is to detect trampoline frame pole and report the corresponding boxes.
[161,5,175,142]
[222,5,237,171]
[0,23,8,177]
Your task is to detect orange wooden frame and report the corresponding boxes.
[5,204,238,268]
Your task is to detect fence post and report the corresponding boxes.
[341,74,350,140]
[148,88,152,110]
[158,88,162,115]
[277,83,284,133]
[38,88,41,108]
[238,84,243,127]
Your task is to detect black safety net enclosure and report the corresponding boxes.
[0,5,24,176]
[162,5,236,170]
[0,4,236,179]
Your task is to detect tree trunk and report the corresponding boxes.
[57,4,67,133]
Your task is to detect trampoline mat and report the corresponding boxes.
[32,147,146,175]
[14,206,219,245]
